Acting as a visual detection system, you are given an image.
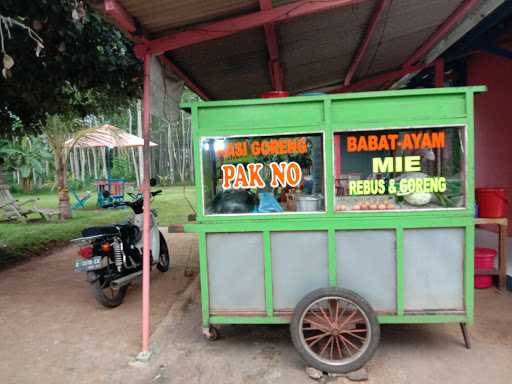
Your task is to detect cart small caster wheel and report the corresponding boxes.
[290,287,380,375]
[202,326,219,341]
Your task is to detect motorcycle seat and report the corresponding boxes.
[81,225,120,237]
[81,224,141,244]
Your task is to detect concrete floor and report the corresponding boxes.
[0,232,511,383]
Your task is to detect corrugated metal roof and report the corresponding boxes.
[168,28,270,99]
[104,0,482,99]
[358,0,465,80]
[118,0,259,36]
[279,1,374,92]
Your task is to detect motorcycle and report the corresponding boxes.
[72,180,170,308]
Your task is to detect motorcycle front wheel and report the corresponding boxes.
[91,278,128,308]
[157,232,170,272]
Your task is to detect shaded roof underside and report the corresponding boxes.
[115,0,474,99]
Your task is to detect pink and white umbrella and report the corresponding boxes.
[65,124,158,148]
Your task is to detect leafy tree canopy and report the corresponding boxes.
[0,0,142,137]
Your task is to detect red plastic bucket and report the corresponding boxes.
[474,247,497,289]
[476,187,508,218]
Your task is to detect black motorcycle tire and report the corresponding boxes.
[157,232,170,272]
[91,280,128,308]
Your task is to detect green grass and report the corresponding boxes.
[0,186,196,261]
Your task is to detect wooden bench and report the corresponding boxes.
[0,184,60,223]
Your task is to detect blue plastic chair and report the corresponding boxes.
[71,189,92,209]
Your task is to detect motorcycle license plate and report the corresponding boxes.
[74,256,102,272]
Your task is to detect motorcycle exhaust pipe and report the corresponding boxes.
[110,270,142,289]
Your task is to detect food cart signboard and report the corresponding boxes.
[216,137,308,190]
[201,133,325,214]
[334,126,465,211]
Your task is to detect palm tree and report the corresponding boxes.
[43,115,124,220]
[42,114,79,220]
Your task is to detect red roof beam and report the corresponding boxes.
[259,0,284,91]
[103,0,210,100]
[344,0,391,86]
[158,56,210,100]
[104,0,137,33]
[402,0,481,68]
[148,0,369,56]
[332,61,436,93]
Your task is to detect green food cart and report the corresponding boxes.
[183,86,485,373]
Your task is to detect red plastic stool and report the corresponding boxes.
[474,247,497,289]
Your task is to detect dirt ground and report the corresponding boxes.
[1,232,511,384]
[118,282,512,384]
[0,231,197,384]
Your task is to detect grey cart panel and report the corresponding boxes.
[403,228,465,311]
[207,233,265,311]
[271,231,329,310]
[336,230,396,312]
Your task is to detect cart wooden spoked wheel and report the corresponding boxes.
[291,288,380,374]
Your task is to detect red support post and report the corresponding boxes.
[141,48,152,356]
[434,58,445,87]
[344,0,391,86]
[259,0,284,91]
[148,0,368,56]
[402,0,480,67]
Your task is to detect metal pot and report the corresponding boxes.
[295,194,322,212]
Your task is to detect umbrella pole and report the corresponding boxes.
[107,148,112,180]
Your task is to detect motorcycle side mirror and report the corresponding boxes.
[102,190,111,198]
[149,178,157,187]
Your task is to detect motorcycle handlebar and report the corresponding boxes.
[102,190,162,209]
[102,202,127,209]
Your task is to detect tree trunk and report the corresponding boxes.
[167,123,174,184]
[172,124,184,183]
[74,149,81,181]
[80,148,86,182]
[56,152,71,220]
[189,114,194,183]
[131,148,140,186]
[69,152,75,180]
[0,163,6,186]
[86,149,92,179]
[26,137,38,188]
[22,177,33,193]
[180,112,186,182]
[92,148,98,180]
[45,160,50,180]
